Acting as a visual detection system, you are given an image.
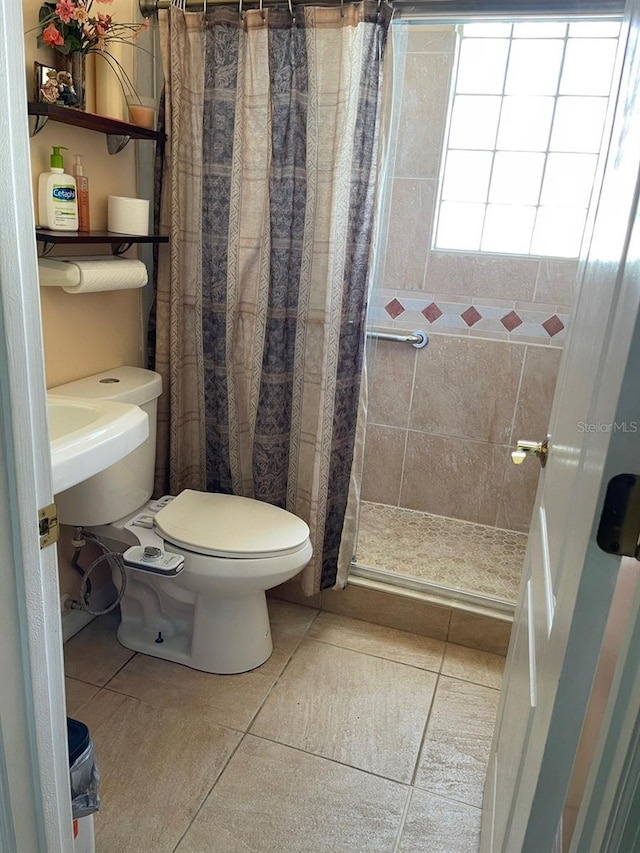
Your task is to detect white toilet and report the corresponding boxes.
[51,367,312,674]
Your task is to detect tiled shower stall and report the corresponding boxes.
[354,24,578,604]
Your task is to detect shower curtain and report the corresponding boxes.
[153,2,390,594]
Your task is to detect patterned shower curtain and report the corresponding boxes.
[154,2,390,593]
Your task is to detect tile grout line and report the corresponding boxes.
[303,634,444,676]
[409,671,441,789]
[170,731,248,853]
[391,787,415,853]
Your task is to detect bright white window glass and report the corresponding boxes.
[442,151,493,201]
[496,97,554,151]
[513,22,567,38]
[531,206,587,256]
[550,97,608,152]
[456,39,510,94]
[463,23,512,37]
[541,153,598,206]
[481,204,536,253]
[437,202,485,250]
[505,39,564,94]
[449,95,502,148]
[560,39,618,95]
[569,21,621,38]
[489,152,545,204]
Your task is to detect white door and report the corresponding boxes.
[0,1,72,850]
[482,3,640,850]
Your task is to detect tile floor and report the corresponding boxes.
[64,600,504,853]
[356,501,527,603]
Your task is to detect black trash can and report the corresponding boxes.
[67,716,100,851]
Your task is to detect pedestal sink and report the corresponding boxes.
[48,395,148,494]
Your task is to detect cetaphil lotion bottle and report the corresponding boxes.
[38,146,78,231]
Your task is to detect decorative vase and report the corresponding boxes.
[56,51,86,110]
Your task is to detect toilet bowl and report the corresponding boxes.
[51,367,312,674]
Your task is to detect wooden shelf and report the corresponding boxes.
[28,102,165,153]
[36,229,169,256]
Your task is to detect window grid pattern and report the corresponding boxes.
[434,21,620,258]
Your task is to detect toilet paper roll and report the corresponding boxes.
[107,196,150,236]
[38,257,148,293]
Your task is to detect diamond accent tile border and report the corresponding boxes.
[371,293,569,345]
[461,306,482,327]
[385,298,405,319]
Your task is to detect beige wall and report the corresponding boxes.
[24,0,145,389]
[23,0,149,597]
[363,24,578,532]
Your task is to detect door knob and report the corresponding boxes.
[511,437,549,468]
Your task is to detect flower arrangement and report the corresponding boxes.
[37,1,149,56]
[32,1,151,111]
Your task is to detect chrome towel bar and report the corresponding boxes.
[367,329,429,349]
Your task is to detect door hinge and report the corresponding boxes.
[597,474,640,559]
[39,502,59,549]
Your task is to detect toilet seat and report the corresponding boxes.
[154,489,310,559]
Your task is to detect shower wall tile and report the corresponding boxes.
[496,450,542,533]
[368,340,416,429]
[510,345,563,445]
[395,54,453,180]
[382,179,436,291]
[427,252,539,302]
[361,425,405,505]
[409,335,524,445]
[321,584,451,641]
[448,611,512,656]
[535,259,580,308]
[402,432,507,526]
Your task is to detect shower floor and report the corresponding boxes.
[355,502,527,604]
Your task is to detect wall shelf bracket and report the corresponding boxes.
[29,113,49,137]
[107,134,131,155]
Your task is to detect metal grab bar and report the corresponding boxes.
[367,329,429,349]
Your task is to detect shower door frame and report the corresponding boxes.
[350,1,625,614]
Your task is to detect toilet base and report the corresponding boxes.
[117,589,273,674]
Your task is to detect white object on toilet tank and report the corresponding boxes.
[49,367,162,526]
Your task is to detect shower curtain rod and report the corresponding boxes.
[139,0,623,14]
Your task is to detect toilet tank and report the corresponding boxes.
[49,367,163,527]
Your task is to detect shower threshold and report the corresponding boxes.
[351,502,527,613]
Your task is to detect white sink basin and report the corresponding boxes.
[48,395,148,494]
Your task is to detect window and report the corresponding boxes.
[434,21,621,258]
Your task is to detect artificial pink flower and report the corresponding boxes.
[95,12,112,36]
[55,0,76,24]
[42,22,65,47]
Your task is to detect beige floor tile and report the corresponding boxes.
[65,677,99,717]
[308,611,444,671]
[175,735,408,853]
[80,689,241,853]
[106,630,301,731]
[251,639,437,783]
[442,644,505,690]
[397,789,481,853]
[267,598,319,636]
[415,676,500,807]
[63,612,135,687]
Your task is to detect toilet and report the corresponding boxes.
[50,367,312,674]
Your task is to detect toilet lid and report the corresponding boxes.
[154,490,311,558]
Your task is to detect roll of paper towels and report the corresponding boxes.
[107,196,150,236]
[38,257,148,293]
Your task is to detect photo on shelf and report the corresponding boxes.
[34,61,80,107]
